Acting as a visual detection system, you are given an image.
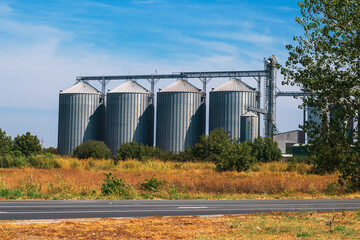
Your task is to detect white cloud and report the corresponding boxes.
[0,3,13,16]
[204,31,277,44]
[132,0,163,4]
[0,18,66,47]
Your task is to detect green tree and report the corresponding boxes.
[215,142,256,172]
[13,132,41,156]
[249,136,282,162]
[0,128,13,155]
[282,0,360,189]
[115,141,159,163]
[73,140,111,159]
[191,128,232,162]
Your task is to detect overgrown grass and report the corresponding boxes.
[0,156,357,200]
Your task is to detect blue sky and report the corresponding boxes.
[0,0,303,147]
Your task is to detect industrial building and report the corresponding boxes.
[273,130,305,153]
[58,56,306,156]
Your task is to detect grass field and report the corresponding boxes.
[0,210,359,239]
[0,156,358,200]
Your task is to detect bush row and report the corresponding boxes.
[1,128,282,173]
[111,128,282,172]
[0,153,60,169]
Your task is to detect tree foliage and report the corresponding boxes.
[282,0,360,189]
[115,141,159,163]
[73,140,111,159]
[249,136,282,163]
[191,128,232,162]
[0,128,13,155]
[215,142,256,172]
[13,132,41,156]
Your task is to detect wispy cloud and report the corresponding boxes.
[0,3,13,16]
[132,0,164,4]
[204,31,277,44]
[271,6,297,12]
[0,18,66,46]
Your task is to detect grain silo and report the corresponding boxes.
[209,78,257,141]
[240,112,259,142]
[105,81,154,156]
[57,81,104,155]
[156,80,205,153]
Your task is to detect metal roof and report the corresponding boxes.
[242,112,258,117]
[109,81,150,94]
[212,78,255,92]
[61,81,100,94]
[160,80,202,93]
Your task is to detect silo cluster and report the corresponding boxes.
[58,78,260,156]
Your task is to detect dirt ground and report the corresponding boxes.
[0,211,359,239]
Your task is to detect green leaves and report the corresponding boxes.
[13,132,41,156]
[72,140,111,159]
[0,128,13,155]
[215,141,256,172]
[282,0,360,190]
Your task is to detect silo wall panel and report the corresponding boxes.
[57,93,104,155]
[240,115,259,142]
[156,92,205,153]
[209,91,257,141]
[105,93,154,156]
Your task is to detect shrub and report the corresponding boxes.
[249,136,282,162]
[13,132,42,156]
[215,142,256,172]
[141,176,166,192]
[0,154,28,168]
[191,128,232,162]
[115,141,159,163]
[169,148,195,162]
[28,155,61,169]
[101,172,135,198]
[73,140,111,159]
[42,147,57,155]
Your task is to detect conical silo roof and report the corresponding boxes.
[61,81,100,94]
[213,78,255,92]
[242,112,258,117]
[160,80,201,93]
[109,81,150,93]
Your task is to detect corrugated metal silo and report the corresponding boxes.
[240,112,259,142]
[209,78,257,141]
[58,81,104,155]
[156,80,205,153]
[105,81,154,156]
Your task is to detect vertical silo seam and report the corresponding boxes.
[57,81,104,155]
[105,81,154,156]
[156,80,205,153]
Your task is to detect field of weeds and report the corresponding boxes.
[0,155,358,200]
[1,210,359,239]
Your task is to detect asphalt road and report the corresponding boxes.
[0,199,359,220]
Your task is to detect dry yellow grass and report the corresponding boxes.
[0,211,359,239]
[0,158,357,199]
